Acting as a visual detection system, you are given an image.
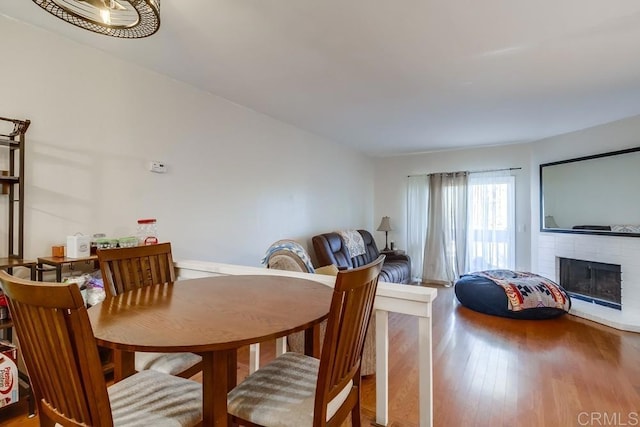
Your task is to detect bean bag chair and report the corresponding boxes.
[454,270,571,320]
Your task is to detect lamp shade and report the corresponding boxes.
[32,0,160,38]
[544,215,559,228]
[377,216,392,232]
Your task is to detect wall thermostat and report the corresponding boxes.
[149,161,167,173]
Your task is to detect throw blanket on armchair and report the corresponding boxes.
[463,270,570,312]
[337,230,366,258]
[261,240,315,273]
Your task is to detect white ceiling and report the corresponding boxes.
[4,1,640,156]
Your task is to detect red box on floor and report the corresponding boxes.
[0,340,18,408]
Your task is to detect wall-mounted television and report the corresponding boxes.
[540,146,640,237]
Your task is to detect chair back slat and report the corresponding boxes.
[0,271,113,426]
[314,255,384,424]
[98,242,176,297]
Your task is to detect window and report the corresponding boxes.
[407,169,517,284]
[465,172,515,272]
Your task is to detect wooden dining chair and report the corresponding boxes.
[97,242,203,379]
[0,271,202,427]
[227,255,385,427]
[98,242,176,297]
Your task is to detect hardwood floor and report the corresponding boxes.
[2,286,640,426]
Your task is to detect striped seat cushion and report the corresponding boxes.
[109,369,202,426]
[135,351,202,375]
[227,352,352,427]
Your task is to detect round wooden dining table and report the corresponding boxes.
[88,274,333,427]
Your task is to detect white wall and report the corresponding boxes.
[0,16,374,266]
[373,143,532,271]
[375,115,640,275]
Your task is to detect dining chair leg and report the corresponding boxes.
[227,349,237,391]
[113,350,135,382]
[352,396,362,427]
[304,323,321,357]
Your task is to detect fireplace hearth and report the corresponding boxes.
[558,257,621,310]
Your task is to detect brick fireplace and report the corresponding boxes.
[537,232,640,332]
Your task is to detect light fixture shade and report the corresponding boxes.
[32,0,160,38]
[377,216,392,232]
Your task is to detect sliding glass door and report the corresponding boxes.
[466,171,515,272]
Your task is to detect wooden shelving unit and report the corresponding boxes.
[0,117,35,418]
[0,117,35,277]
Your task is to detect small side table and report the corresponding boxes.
[37,255,99,282]
[380,249,405,256]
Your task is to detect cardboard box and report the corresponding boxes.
[0,341,18,408]
[67,234,90,258]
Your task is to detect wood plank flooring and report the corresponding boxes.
[2,286,639,426]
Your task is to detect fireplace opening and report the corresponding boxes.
[558,257,621,310]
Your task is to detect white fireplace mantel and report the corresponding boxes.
[536,232,640,332]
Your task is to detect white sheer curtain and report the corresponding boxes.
[422,172,468,286]
[407,175,428,281]
[465,170,515,272]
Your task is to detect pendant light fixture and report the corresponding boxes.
[32,0,160,38]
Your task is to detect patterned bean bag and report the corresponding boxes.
[454,270,571,319]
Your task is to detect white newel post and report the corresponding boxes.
[419,316,433,427]
[275,337,287,356]
[375,309,390,425]
[249,343,260,373]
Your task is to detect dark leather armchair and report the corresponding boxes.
[312,229,412,284]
